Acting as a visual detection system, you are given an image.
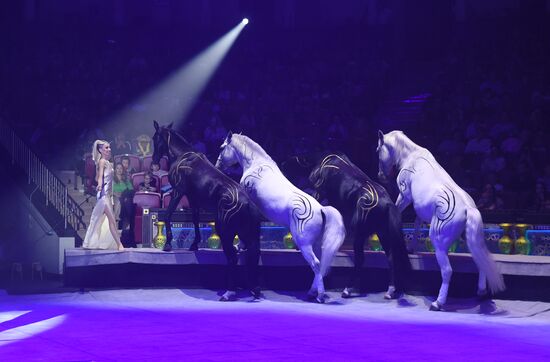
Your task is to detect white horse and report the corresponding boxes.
[377,130,505,311]
[216,132,346,303]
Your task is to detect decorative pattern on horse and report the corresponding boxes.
[171,152,198,185]
[312,154,350,188]
[357,182,379,221]
[242,164,273,192]
[291,192,314,234]
[434,184,456,237]
[218,183,243,223]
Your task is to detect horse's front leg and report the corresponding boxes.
[189,206,201,251]
[429,220,454,311]
[163,190,184,252]
[410,216,422,253]
[342,226,366,298]
[219,227,238,302]
[395,193,412,213]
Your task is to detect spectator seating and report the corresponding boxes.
[162,191,190,209]
[131,172,160,191]
[133,191,162,244]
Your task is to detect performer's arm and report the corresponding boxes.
[96,159,105,192]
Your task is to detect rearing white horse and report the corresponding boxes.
[377,130,505,311]
[216,132,346,303]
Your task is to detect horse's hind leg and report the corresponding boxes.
[343,227,366,298]
[219,227,239,302]
[299,242,324,303]
[429,222,455,311]
[188,206,202,251]
[237,219,261,299]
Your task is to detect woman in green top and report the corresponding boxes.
[113,162,133,223]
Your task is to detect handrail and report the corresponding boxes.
[0,120,86,233]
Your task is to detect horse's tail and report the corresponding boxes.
[465,207,505,294]
[319,206,346,277]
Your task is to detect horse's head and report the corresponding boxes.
[215,131,238,170]
[377,130,395,182]
[376,131,402,182]
[152,120,173,164]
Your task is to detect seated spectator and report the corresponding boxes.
[113,133,132,155]
[139,172,157,192]
[151,162,168,177]
[203,115,227,156]
[481,146,506,174]
[500,129,522,156]
[477,183,504,211]
[465,127,492,155]
[538,163,550,193]
[136,134,152,157]
[190,129,207,154]
[437,132,465,158]
[112,163,134,224]
[121,155,136,176]
[533,181,550,211]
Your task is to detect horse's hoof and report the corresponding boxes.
[429,301,443,311]
[219,291,236,302]
[341,288,352,299]
[163,243,172,252]
[477,289,490,301]
[189,243,199,251]
[384,290,401,300]
[251,287,262,299]
[315,295,326,304]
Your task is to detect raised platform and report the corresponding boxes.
[64,248,550,302]
[65,248,550,276]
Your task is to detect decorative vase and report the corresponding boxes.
[283,231,295,249]
[153,221,167,249]
[514,224,531,255]
[425,235,435,252]
[207,222,221,249]
[368,233,382,251]
[449,239,459,253]
[498,223,513,254]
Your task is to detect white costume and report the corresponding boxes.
[82,161,118,249]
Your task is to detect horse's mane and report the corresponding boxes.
[232,134,273,162]
[166,127,193,150]
[316,152,370,182]
[385,130,423,166]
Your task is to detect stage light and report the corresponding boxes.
[105,19,248,133]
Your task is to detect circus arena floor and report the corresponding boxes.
[1,288,549,361]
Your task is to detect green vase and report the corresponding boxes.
[425,235,435,252]
[498,223,513,254]
[514,224,531,255]
[283,232,295,249]
[207,222,221,249]
[368,233,382,251]
[153,221,167,249]
[449,239,460,253]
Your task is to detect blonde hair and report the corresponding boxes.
[92,140,109,165]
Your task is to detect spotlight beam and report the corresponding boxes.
[107,20,247,134]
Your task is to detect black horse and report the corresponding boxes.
[286,152,410,299]
[152,121,263,300]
